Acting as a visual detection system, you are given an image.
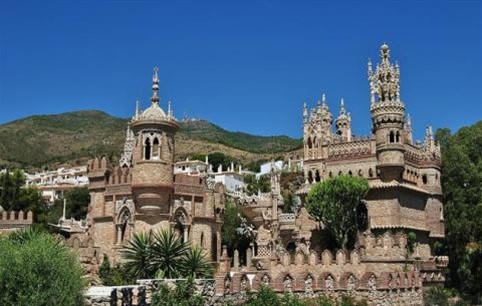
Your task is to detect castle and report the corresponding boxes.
[67,44,448,305]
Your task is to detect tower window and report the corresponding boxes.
[315,170,321,182]
[389,131,395,143]
[422,174,428,185]
[308,171,313,183]
[369,168,373,178]
[144,138,151,160]
[396,132,401,143]
[307,137,313,149]
[152,137,160,159]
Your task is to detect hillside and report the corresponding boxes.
[0,110,302,170]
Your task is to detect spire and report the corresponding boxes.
[340,98,346,116]
[303,101,308,123]
[405,114,412,131]
[380,42,390,64]
[167,100,173,119]
[369,43,402,104]
[151,67,160,104]
[135,100,140,119]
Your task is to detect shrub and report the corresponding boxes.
[0,229,85,306]
[151,278,204,306]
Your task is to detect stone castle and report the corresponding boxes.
[64,44,448,305]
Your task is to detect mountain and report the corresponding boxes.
[0,110,302,170]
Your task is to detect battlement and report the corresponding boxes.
[106,166,132,186]
[0,210,33,233]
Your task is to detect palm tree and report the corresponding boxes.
[122,231,155,279]
[181,246,213,279]
[150,229,189,278]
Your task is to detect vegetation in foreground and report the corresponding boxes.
[0,228,85,306]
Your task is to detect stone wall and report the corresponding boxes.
[84,278,423,306]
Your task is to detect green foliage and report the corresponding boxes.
[305,175,369,250]
[221,199,251,260]
[191,152,239,172]
[435,121,482,303]
[280,172,305,213]
[98,254,133,286]
[406,232,417,255]
[339,295,368,306]
[151,278,204,306]
[244,174,270,195]
[424,286,453,306]
[122,229,212,280]
[0,229,85,306]
[64,187,90,220]
[244,285,281,306]
[0,168,43,212]
[181,246,213,278]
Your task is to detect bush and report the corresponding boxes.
[0,229,85,306]
[151,278,204,306]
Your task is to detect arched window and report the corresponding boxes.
[348,170,353,176]
[368,168,373,178]
[307,137,313,149]
[358,169,363,177]
[338,170,343,176]
[152,137,160,159]
[308,171,313,184]
[315,170,321,182]
[144,138,151,160]
[200,232,204,249]
[422,174,428,185]
[396,132,401,143]
[389,131,395,143]
[329,171,333,178]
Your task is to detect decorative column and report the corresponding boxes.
[183,226,189,243]
[234,249,240,270]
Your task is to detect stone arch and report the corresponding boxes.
[307,171,313,184]
[144,137,151,160]
[361,272,377,291]
[300,272,316,293]
[307,137,313,149]
[315,170,321,182]
[240,274,250,291]
[152,137,160,159]
[319,272,336,290]
[116,206,132,244]
[281,273,294,292]
[340,272,358,290]
[389,130,395,143]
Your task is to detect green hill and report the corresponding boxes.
[0,110,302,169]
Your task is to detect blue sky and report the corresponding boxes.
[1,0,481,140]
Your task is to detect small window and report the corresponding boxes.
[348,170,353,176]
[144,138,151,160]
[396,132,401,143]
[307,171,313,183]
[315,170,321,182]
[152,138,160,158]
[369,168,373,178]
[422,174,428,185]
[389,131,395,143]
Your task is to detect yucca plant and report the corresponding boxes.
[122,228,213,280]
[181,246,213,279]
[150,229,189,278]
[122,231,155,279]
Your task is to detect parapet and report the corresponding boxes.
[0,210,33,232]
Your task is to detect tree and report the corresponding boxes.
[221,199,251,261]
[64,187,90,220]
[435,121,482,303]
[0,228,85,306]
[305,175,369,250]
[122,229,212,280]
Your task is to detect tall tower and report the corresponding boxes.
[335,98,352,141]
[130,68,179,222]
[369,43,405,181]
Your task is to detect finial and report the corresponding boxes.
[322,93,326,103]
[167,100,173,119]
[367,58,372,73]
[303,101,308,122]
[151,67,160,104]
[339,98,347,116]
[135,100,140,119]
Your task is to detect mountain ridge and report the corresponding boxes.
[0,110,302,170]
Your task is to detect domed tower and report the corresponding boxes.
[368,43,405,181]
[130,67,179,219]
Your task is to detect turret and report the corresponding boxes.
[369,43,405,181]
[303,94,333,160]
[335,98,352,141]
[130,67,179,215]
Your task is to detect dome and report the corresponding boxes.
[139,103,167,120]
[381,43,389,51]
